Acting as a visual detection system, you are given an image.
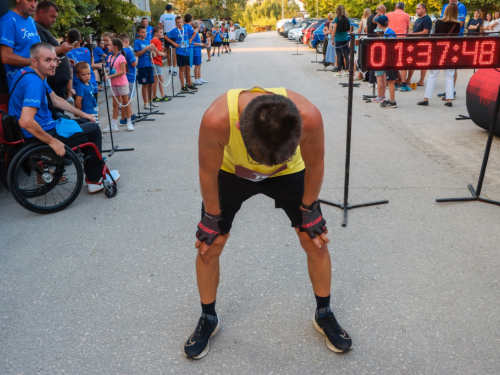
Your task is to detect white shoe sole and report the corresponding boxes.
[184,318,220,360]
[313,317,352,353]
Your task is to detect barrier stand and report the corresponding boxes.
[133,76,155,123]
[148,51,165,116]
[437,83,500,207]
[456,114,471,121]
[319,34,389,227]
[101,73,135,157]
[292,39,303,56]
[311,43,321,63]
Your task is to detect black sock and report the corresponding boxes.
[201,300,217,316]
[315,294,330,310]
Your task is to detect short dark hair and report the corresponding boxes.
[36,0,59,13]
[184,14,192,23]
[153,25,163,34]
[30,42,54,59]
[175,15,182,21]
[136,25,146,33]
[75,61,90,74]
[141,16,148,21]
[67,28,81,44]
[166,4,172,11]
[417,2,427,10]
[117,33,129,42]
[240,95,302,166]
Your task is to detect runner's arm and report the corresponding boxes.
[164,35,180,48]
[0,45,30,67]
[135,45,152,57]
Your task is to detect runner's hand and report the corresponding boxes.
[49,138,66,156]
[195,212,222,254]
[82,113,96,123]
[300,202,329,248]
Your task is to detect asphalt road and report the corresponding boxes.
[1,32,499,374]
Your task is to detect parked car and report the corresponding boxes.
[288,20,315,41]
[201,19,214,34]
[276,19,292,34]
[312,19,359,53]
[234,23,247,42]
[302,19,326,46]
[280,22,296,37]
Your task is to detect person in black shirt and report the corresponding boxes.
[407,3,432,87]
[366,5,386,86]
[466,10,482,34]
[34,1,73,100]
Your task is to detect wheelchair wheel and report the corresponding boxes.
[7,142,83,214]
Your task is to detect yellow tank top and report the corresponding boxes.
[220,87,305,182]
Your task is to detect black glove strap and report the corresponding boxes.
[196,212,222,246]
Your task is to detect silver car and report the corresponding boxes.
[234,23,247,42]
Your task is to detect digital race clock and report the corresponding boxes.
[359,36,500,71]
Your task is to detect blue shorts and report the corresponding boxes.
[177,54,190,67]
[193,55,201,66]
[137,67,153,85]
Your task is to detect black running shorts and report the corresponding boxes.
[201,169,322,234]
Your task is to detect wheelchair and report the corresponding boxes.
[0,110,118,214]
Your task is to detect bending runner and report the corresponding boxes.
[185,87,353,359]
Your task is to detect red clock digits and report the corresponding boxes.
[437,42,450,66]
[479,41,496,65]
[416,42,432,66]
[369,42,386,68]
[394,42,403,67]
[462,41,479,65]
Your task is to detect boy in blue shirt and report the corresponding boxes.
[74,62,99,127]
[66,28,99,100]
[374,16,397,109]
[135,17,154,43]
[192,21,206,85]
[134,25,157,110]
[165,15,198,92]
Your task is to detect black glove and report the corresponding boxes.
[300,201,327,239]
[196,212,222,246]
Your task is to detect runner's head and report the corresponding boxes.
[184,14,192,24]
[239,95,302,166]
[136,25,147,39]
[175,15,183,29]
[75,61,91,84]
[166,3,172,12]
[30,42,57,78]
[67,28,81,45]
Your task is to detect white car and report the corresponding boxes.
[276,19,292,33]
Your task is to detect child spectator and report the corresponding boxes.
[222,24,231,53]
[165,15,198,92]
[151,26,169,102]
[66,28,100,100]
[373,15,398,108]
[205,31,212,62]
[134,25,157,110]
[106,38,134,132]
[74,61,99,127]
[212,25,222,56]
[117,33,139,123]
[192,21,206,85]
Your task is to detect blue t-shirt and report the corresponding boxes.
[134,38,152,68]
[66,47,98,93]
[384,28,397,38]
[75,83,98,115]
[136,25,154,43]
[166,25,193,56]
[0,11,41,89]
[8,67,55,138]
[213,30,222,42]
[193,33,202,56]
[123,47,137,82]
[413,15,432,33]
[441,2,467,34]
[93,46,106,63]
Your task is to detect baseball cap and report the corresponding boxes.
[376,15,388,25]
[166,4,172,11]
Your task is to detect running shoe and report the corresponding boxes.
[160,96,171,102]
[150,102,159,108]
[143,103,154,110]
[126,122,134,131]
[173,71,178,76]
[181,85,189,92]
[334,72,342,78]
[102,124,119,133]
[153,97,163,102]
[87,170,120,194]
[200,78,207,84]
[400,86,412,92]
[370,96,385,103]
[188,84,198,90]
[417,100,429,106]
[313,307,352,353]
[380,100,397,108]
[184,313,219,359]
[131,115,139,121]
[344,71,349,77]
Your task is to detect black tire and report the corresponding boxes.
[308,39,314,49]
[104,184,117,198]
[299,36,303,43]
[0,148,9,192]
[239,34,245,42]
[7,142,83,214]
[316,41,324,54]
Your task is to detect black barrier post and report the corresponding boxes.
[134,77,155,123]
[167,47,186,99]
[148,52,165,116]
[101,74,135,157]
[319,34,389,227]
[311,42,321,63]
[292,39,303,56]
[436,84,500,207]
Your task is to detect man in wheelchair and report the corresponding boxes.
[8,42,120,193]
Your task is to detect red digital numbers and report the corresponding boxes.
[362,36,500,71]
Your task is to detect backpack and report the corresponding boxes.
[336,16,350,32]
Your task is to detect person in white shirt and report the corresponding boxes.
[159,4,178,75]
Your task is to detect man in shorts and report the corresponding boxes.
[159,4,177,75]
[184,87,353,359]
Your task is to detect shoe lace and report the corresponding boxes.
[192,317,210,340]
[323,312,342,336]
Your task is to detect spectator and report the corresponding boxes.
[34,1,73,102]
[222,22,231,53]
[486,11,500,35]
[229,21,235,46]
[165,16,197,92]
[136,17,154,43]
[117,33,138,124]
[367,5,385,88]
[467,10,482,34]
[407,3,432,87]
[482,13,493,34]
[331,5,350,78]
[151,26,169,103]
[437,0,466,98]
[212,24,223,56]
[184,14,198,67]
[134,25,156,109]
[9,42,119,193]
[0,0,41,89]
[417,3,460,108]
[105,38,133,132]
[386,2,410,91]
[205,30,212,62]
[292,17,297,26]
[93,40,107,64]
[192,21,206,85]
[355,8,372,80]
[373,15,398,108]
[159,4,178,75]
[199,19,206,39]
[322,13,333,66]
[74,61,99,127]
[66,28,99,100]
